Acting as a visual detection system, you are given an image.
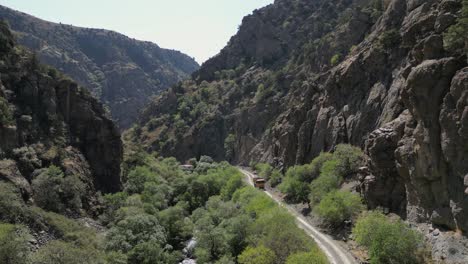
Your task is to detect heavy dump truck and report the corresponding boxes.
[253,177,265,189]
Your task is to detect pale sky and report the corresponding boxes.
[0,0,275,64]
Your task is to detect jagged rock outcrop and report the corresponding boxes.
[0,20,122,207]
[0,5,199,129]
[132,0,467,243]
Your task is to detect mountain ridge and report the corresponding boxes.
[0,4,200,129]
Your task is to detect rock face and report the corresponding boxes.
[0,5,199,129]
[0,21,122,201]
[133,0,467,239]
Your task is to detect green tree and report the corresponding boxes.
[106,213,167,253]
[315,191,364,225]
[285,248,328,264]
[220,174,244,201]
[238,246,276,264]
[128,241,180,264]
[125,166,154,194]
[158,203,192,249]
[353,211,423,264]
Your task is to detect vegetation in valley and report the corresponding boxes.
[0,148,329,263]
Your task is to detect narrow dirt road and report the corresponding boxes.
[238,167,359,264]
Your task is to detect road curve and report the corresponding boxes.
[238,167,358,264]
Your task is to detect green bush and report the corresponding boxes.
[0,97,13,126]
[105,213,167,253]
[125,166,154,194]
[353,211,423,264]
[332,144,365,178]
[330,53,341,66]
[32,240,105,264]
[308,160,341,205]
[38,210,101,248]
[0,182,28,223]
[285,248,328,264]
[255,163,274,180]
[315,190,364,225]
[0,223,30,264]
[285,164,313,183]
[444,0,468,53]
[309,152,334,182]
[250,208,315,263]
[158,203,192,249]
[279,176,310,203]
[379,29,401,49]
[32,166,65,212]
[127,241,180,264]
[238,246,276,264]
[32,166,86,213]
[220,174,244,200]
[269,169,283,187]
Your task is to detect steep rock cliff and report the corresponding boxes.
[0,21,122,210]
[0,5,199,129]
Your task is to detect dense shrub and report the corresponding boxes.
[32,166,65,212]
[106,213,167,253]
[269,169,283,187]
[220,174,243,200]
[315,191,364,225]
[32,240,105,264]
[32,166,85,213]
[285,164,314,182]
[444,0,468,53]
[0,97,13,126]
[308,160,341,205]
[0,223,30,264]
[332,144,365,178]
[379,29,401,49]
[279,176,310,203]
[238,246,276,264]
[353,211,423,264]
[249,208,315,263]
[125,166,154,194]
[127,241,180,264]
[285,248,328,264]
[255,163,274,180]
[308,152,333,182]
[330,53,341,66]
[0,182,28,223]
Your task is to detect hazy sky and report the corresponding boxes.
[0,0,275,63]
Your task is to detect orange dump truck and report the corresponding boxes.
[253,177,266,189]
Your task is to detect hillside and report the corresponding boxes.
[0,5,199,129]
[0,20,122,202]
[131,0,468,240]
